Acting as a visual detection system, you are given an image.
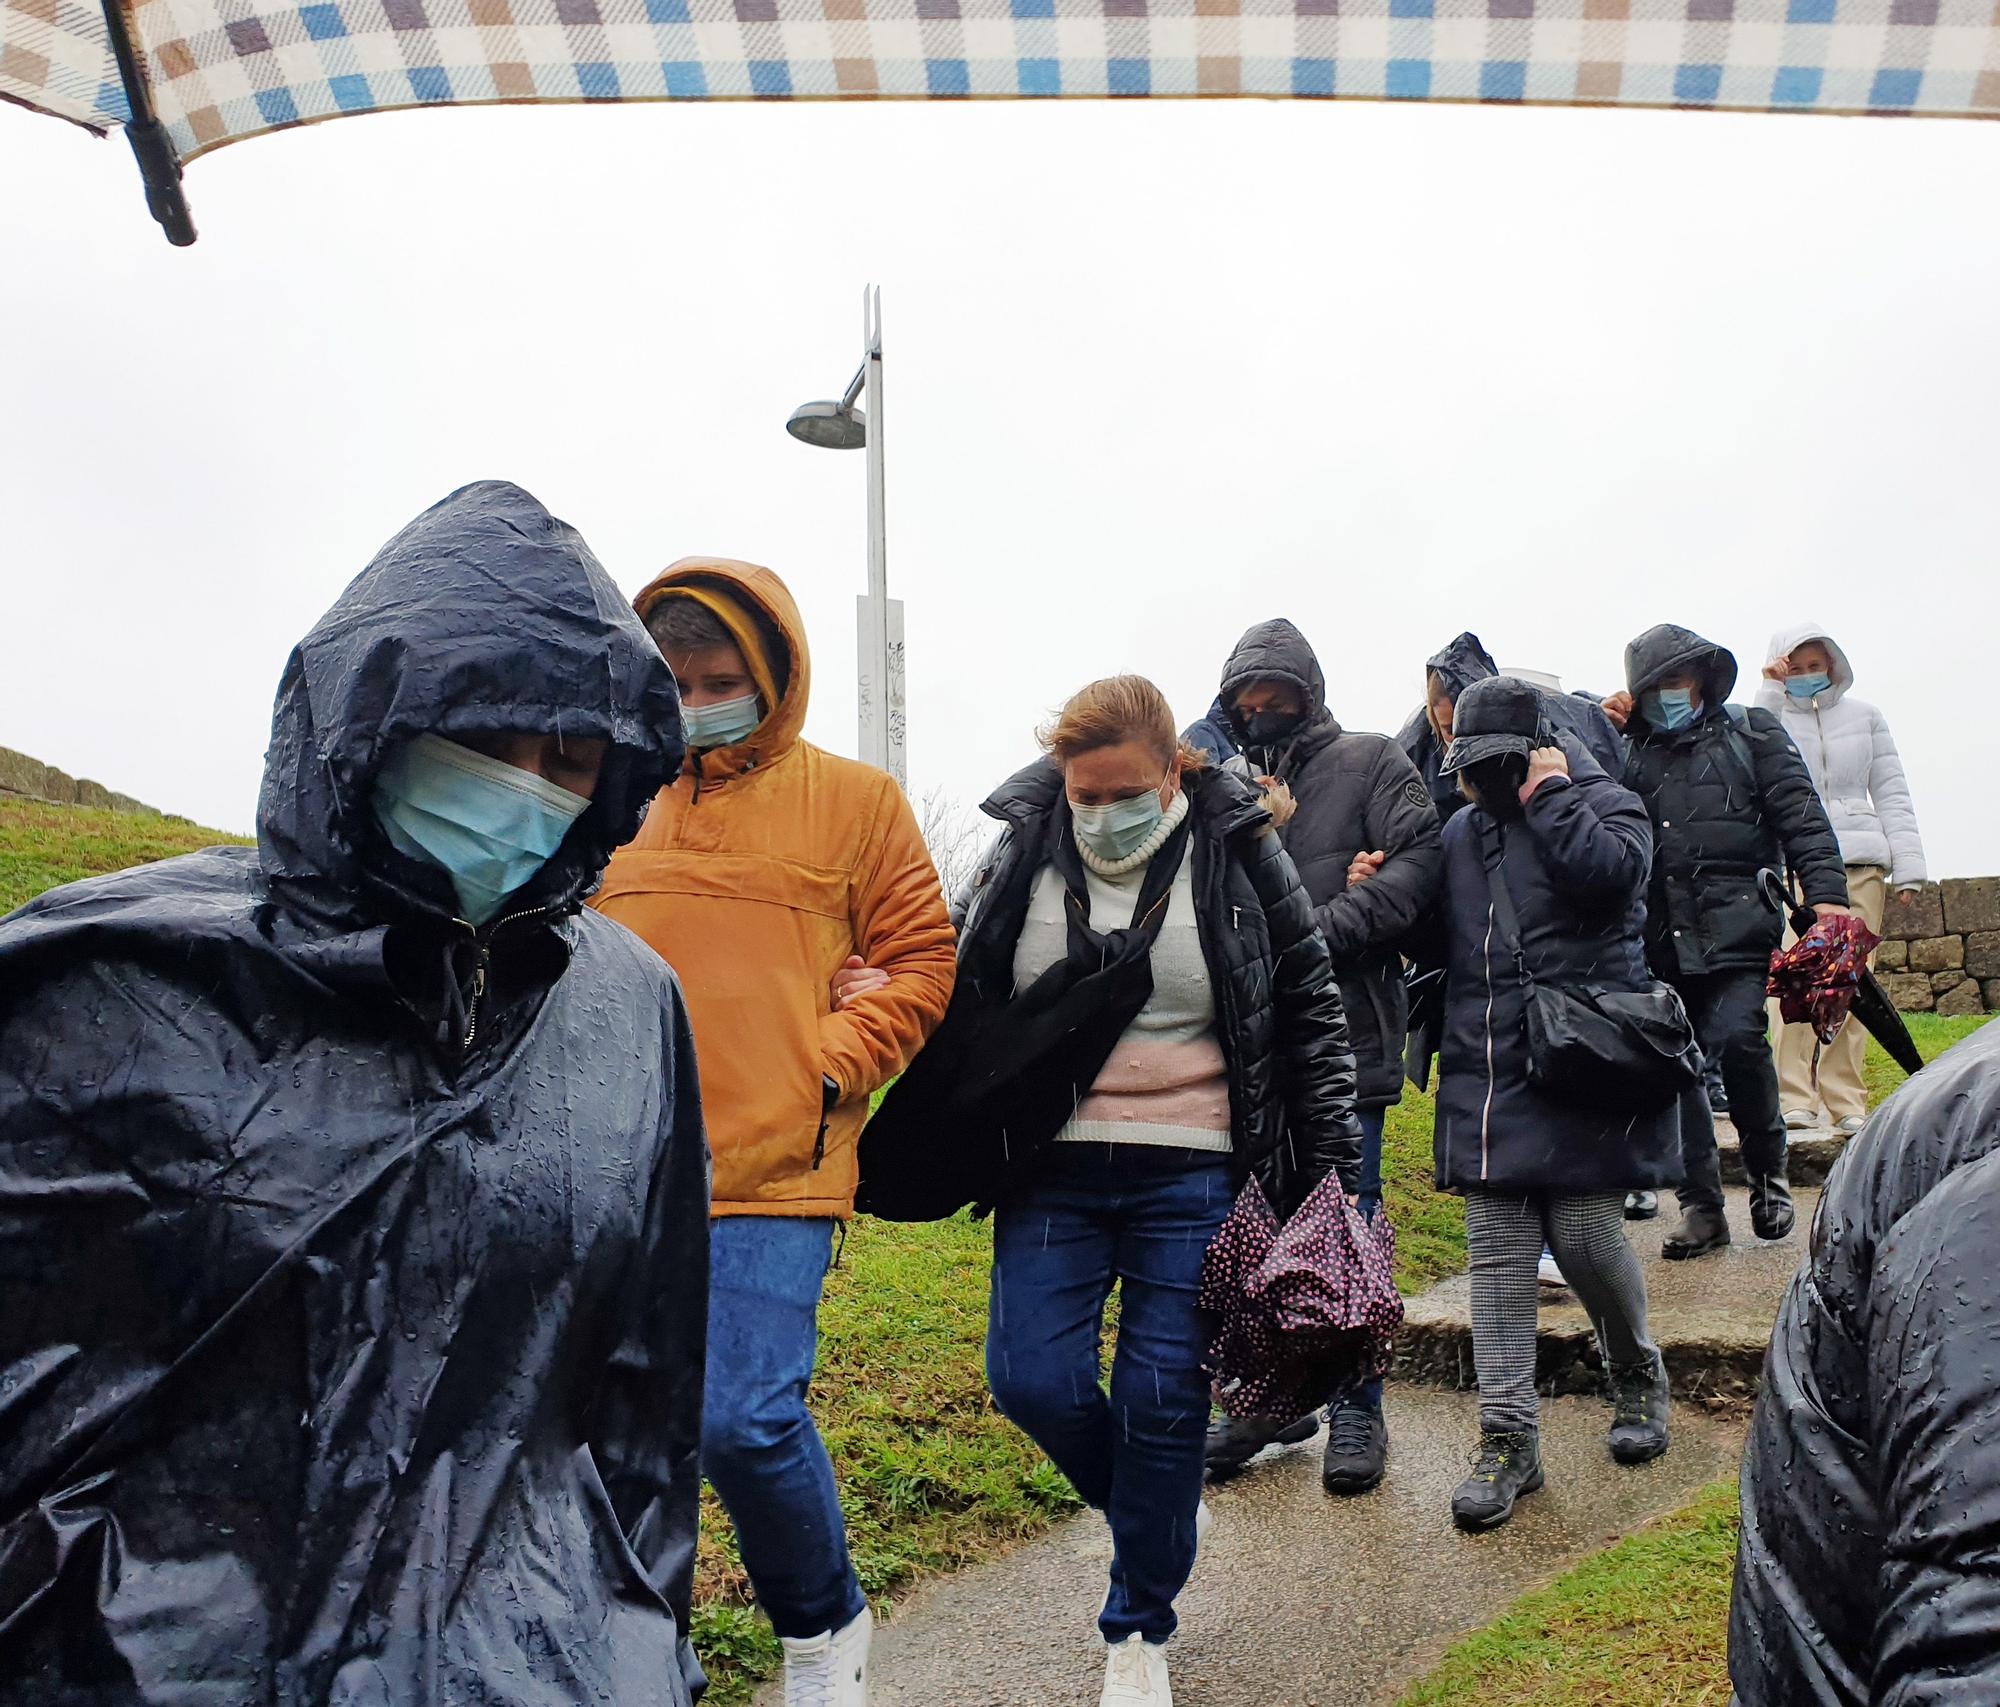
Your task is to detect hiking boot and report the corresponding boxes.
[1203,1412,1317,1480]
[1451,1430,1544,1532]
[1623,1190,1659,1221]
[1322,1397,1388,1496]
[1748,1171,1795,1241]
[1100,1633,1172,1707]
[781,1606,871,1707]
[1607,1359,1672,1465]
[1661,1204,1731,1261]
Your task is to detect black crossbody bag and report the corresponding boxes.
[1484,857,1701,1115]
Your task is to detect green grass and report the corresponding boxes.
[1397,1478,1742,1706]
[0,796,246,914]
[1863,1012,1990,1109]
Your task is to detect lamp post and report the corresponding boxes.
[786,286,904,790]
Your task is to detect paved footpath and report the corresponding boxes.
[758,1130,1838,1707]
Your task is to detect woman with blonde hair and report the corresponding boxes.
[882,674,1362,1706]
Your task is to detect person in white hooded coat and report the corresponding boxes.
[1758,622,1928,1132]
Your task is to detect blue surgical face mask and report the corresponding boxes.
[1070,787,1166,863]
[682,693,763,750]
[373,733,591,926]
[1785,672,1832,700]
[1643,688,1699,732]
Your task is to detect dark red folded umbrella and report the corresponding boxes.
[1768,913,1882,1047]
[1199,1173,1404,1421]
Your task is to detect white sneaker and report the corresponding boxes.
[781,1607,871,1707]
[1835,1115,1867,1136]
[1100,1633,1172,1706]
[1194,1498,1214,1554]
[1537,1251,1567,1290]
[1783,1109,1819,1131]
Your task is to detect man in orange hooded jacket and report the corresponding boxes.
[594,558,954,1705]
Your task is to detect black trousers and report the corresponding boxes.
[1671,969,1788,1211]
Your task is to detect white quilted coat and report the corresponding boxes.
[1755,622,1928,887]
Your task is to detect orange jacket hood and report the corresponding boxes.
[635,558,811,781]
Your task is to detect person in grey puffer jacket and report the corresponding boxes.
[1195,619,1441,1498]
[1755,623,1928,1136]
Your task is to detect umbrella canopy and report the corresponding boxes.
[6,0,1998,244]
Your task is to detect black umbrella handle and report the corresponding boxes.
[1758,867,1817,936]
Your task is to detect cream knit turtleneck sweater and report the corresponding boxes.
[1011,789,1232,1154]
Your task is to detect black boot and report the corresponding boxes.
[1748,1171,1795,1241]
[1662,1202,1731,1260]
[1450,1430,1544,1532]
[1607,1359,1672,1465]
[1623,1190,1659,1221]
[1322,1396,1388,1496]
[1204,1412,1317,1480]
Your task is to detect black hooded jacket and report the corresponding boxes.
[1731,1020,2000,1705]
[950,761,1365,1216]
[1212,620,1443,1110]
[1619,623,1846,978]
[0,483,710,1704]
[1395,631,1628,830]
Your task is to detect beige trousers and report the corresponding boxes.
[1770,864,1888,1125]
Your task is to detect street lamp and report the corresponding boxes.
[786,285,904,790]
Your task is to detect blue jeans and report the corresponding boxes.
[1343,1106,1387,1413]
[701,1216,865,1641]
[986,1146,1233,1644]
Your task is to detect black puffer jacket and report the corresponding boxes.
[1731,1020,2000,1706]
[954,760,1364,1216]
[0,483,709,1704]
[1213,619,1443,1110]
[1397,631,1627,830]
[1620,624,1847,978]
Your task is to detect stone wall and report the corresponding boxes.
[0,746,156,816]
[1877,879,2000,1016]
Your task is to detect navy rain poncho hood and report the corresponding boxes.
[0,481,710,1704]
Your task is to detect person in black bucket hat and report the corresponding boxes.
[1424,674,1679,1531]
[1437,675,1551,782]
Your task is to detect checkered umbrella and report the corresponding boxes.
[7,0,1998,243]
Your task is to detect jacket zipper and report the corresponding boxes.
[454,904,556,1050]
[1479,902,1498,1182]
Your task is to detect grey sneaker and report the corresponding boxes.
[1204,1412,1317,1480]
[1835,1115,1867,1137]
[1451,1430,1544,1532]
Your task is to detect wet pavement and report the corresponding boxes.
[1398,1184,1816,1406]
[758,1387,1744,1707]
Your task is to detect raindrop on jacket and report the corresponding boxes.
[0,481,709,1704]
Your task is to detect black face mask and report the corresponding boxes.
[1461,755,1529,821]
[1239,709,1303,750]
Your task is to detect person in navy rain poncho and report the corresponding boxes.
[0,482,711,1704]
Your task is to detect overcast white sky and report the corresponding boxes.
[3,95,1996,873]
